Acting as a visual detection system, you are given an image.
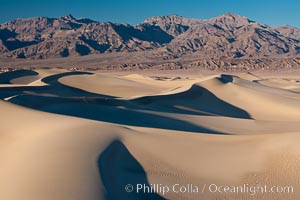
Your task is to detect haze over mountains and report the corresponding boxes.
[1,13,300,70]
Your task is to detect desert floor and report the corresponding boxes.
[1,69,300,200]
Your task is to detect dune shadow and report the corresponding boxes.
[132,84,251,119]
[0,69,38,84]
[98,140,166,200]
[0,71,115,100]
[15,100,222,134]
[0,85,51,99]
[218,74,234,83]
[1,72,248,134]
[0,71,115,99]
[41,71,94,84]
[40,71,116,98]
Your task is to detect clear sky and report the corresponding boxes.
[0,0,299,28]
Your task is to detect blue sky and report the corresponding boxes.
[0,0,299,28]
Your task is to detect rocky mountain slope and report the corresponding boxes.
[0,13,300,68]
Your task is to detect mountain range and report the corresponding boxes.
[1,13,300,70]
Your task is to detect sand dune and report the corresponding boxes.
[197,75,300,121]
[1,70,300,200]
[59,73,201,98]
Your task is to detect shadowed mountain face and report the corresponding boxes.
[0,13,300,60]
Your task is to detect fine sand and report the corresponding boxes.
[1,69,300,200]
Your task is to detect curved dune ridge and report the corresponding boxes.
[1,69,300,200]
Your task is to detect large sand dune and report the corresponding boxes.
[1,69,300,200]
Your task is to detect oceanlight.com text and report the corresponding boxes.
[125,183,294,196]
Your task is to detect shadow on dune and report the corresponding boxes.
[1,71,248,134]
[9,98,222,134]
[0,70,38,84]
[0,69,46,99]
[0,71,115,99]
[3,71,224,134]
[39,71,116,98]
[218,74,234,83]
[0,85,50,99]
[132,84,251,119]
[42,71,92,84]
[98,140,166,200]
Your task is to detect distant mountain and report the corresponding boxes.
[0,13,300,61]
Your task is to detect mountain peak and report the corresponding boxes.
[143,14,185,24]
[222,13,245,18]
[209,13,254,30]
[278,24,296,29]
[61,13,76,21]
[213,13,251,22]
